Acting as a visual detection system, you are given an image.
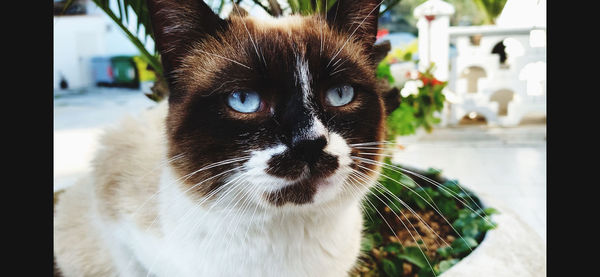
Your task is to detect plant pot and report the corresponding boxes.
[397,165,546,277]
[438,190,546,276]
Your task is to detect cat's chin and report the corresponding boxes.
[258,163,358,208]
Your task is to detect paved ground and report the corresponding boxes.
[54,87,546,242]
[391,125,546,242]
[54,87,156,192]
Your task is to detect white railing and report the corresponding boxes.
[414,0,546,127]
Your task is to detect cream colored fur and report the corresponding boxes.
[54,102,169,276]
[54,101,372,276]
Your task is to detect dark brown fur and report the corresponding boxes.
[148,0,393,206]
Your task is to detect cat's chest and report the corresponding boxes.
[122,170,364,277]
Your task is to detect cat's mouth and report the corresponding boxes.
[243,133,353,207]
[260,146,349,206]
[265,150,339,182]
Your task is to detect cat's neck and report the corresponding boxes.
[157,164,362,234]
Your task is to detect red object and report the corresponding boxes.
[107,66,114,79]
[425,15,436,22]
[418,71,445,86]
[376,29,389,40]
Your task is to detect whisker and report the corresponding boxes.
[222,179,264,255]
[237,185,266,272]
[326,0,385,68]
[357,152,394,158]
[352,146,395,151]
[144,172,250,276]
[352,169,451,248]
[330,67,349,76]
[351,157,483,252]
[129,156,250,221]
[351,159,473,243]
[348,141,398,146]
[195,49,253,70]
[348,173,437,276]
[350,172,433,252]
[400,166,488,218]
[374,183,450,248]
[356,156,492,226]
[189,174,256,264]
[347,173,439,276]
[231,4,265,67]
[346,174,405,246]
[353,156,465,209]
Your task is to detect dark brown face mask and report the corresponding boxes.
[147,0,396,206]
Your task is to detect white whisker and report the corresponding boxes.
[195,49,253,70]
[326,1,385,68]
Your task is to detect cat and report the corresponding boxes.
[53,0,399,276]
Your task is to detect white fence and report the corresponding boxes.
[414,0,546,127]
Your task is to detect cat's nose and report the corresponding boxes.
[290,136,327,164]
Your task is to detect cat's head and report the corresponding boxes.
[148,0,398,209]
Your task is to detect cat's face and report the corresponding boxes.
[148,0,397,209]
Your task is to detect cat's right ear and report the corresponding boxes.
[147,0,227,82]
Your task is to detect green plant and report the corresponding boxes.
[472,0,507,24]
[376,62,395,85]
[62,0,405,101]
[275,0,403,17]
[355,158,498,276]
[382,39,418,64]
[385,63,447,138]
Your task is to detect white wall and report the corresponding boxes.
[53,1,155,90]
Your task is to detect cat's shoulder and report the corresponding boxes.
[97,100,168,150]
[91,100,168,222]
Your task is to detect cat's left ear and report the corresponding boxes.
[326,0,382,63]
[147,0,228,87]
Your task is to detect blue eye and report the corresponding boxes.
[227,91,261,113]
[325,85,354,107]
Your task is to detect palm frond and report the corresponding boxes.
[472,0,507,24]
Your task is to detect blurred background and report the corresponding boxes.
[54,0,546,242]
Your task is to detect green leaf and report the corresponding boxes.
[483,207,500,216]
[417,265,436,277]
[287,0,300,13]
[372,232,384,246]
[476,216,498,232]
[437,197,459,221]
[450,237,478,255]
[298,0,314,15]
[438,258,460,273]
[436,246,453,258]
[381,258,399,277]
[116,0,124,20]
[376,61,395,84]
[386,102,417,137]
[397,246,429,269]
[412,194,428,210]
[383,242,402,255]
[424,167,442,176]
[461,220,480,238]
[397,174,418,189]
[361,234,375,252]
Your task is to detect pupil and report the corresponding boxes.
[337,88,343,98]
[239,92,247,103]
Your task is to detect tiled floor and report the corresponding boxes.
[54,88,546,242]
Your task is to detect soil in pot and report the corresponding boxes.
[350,160,498,277]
